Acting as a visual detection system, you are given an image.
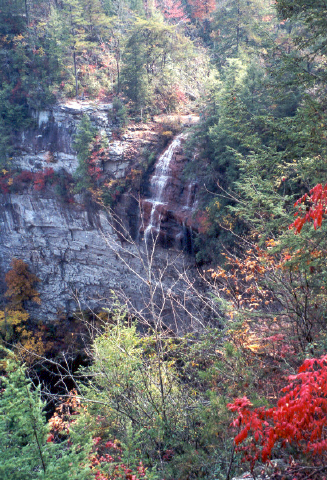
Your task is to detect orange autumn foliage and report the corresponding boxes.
[187,0,215,20]
[5,258,40,310]
[1,258,46,363]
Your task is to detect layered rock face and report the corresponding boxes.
[0,102,201,324]
[0,191,205,329]
[14,100,157,178]
[0,193,132,317]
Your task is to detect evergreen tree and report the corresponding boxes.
[121,15,191,114]
[0,357,91,479]
[61,0,90,97]
[212,0,272,67]
[0,0,27,36]
[102,0,144,17]
[277,0,327,49]
[0,0,61,166]
[187,54,277,261]
[121,26,149,114]
[73,115,96,192]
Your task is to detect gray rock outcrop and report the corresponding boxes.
[14,100,152,178]
[0,192,141,317]
[0,101,206,326]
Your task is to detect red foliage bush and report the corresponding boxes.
[0,169,56,194]
[16,171,34,183]
[228,355,327,472]
[11,170,34,192]
[33,167,54,191]
[290,183,327,233]
[91,437,147,480]
[0,174,10,194]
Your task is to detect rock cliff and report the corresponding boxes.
[14,100,158,178]
[0,101,202,325]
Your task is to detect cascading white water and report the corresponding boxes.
[144,133,185,243]
[185,181,197,209]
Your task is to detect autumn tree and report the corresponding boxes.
[156,0,188,23]
[0,258,41,354]
[5,258,40,311]
[228,355,327,475]
[186,0,215,21]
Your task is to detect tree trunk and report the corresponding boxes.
[73,46,78,97]
[24,0,29,25]
[236,1,240,53]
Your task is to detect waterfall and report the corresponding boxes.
[186,182,196,208]
[144,133,185,244]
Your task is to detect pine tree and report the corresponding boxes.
[121,26,149,114]
[212,0,271,67]
[73,115,96,192]
[121,16,190,114]
[0,357,91,479]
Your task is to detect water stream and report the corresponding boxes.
[144,133,185,244]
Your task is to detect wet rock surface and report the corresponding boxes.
[140,133,199,251]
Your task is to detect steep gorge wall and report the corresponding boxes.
[14,100,156,177]
[0,193,140,317]
[0,101,201,324]
[0,189,204,328]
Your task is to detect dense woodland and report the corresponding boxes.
[2,0,327,479]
